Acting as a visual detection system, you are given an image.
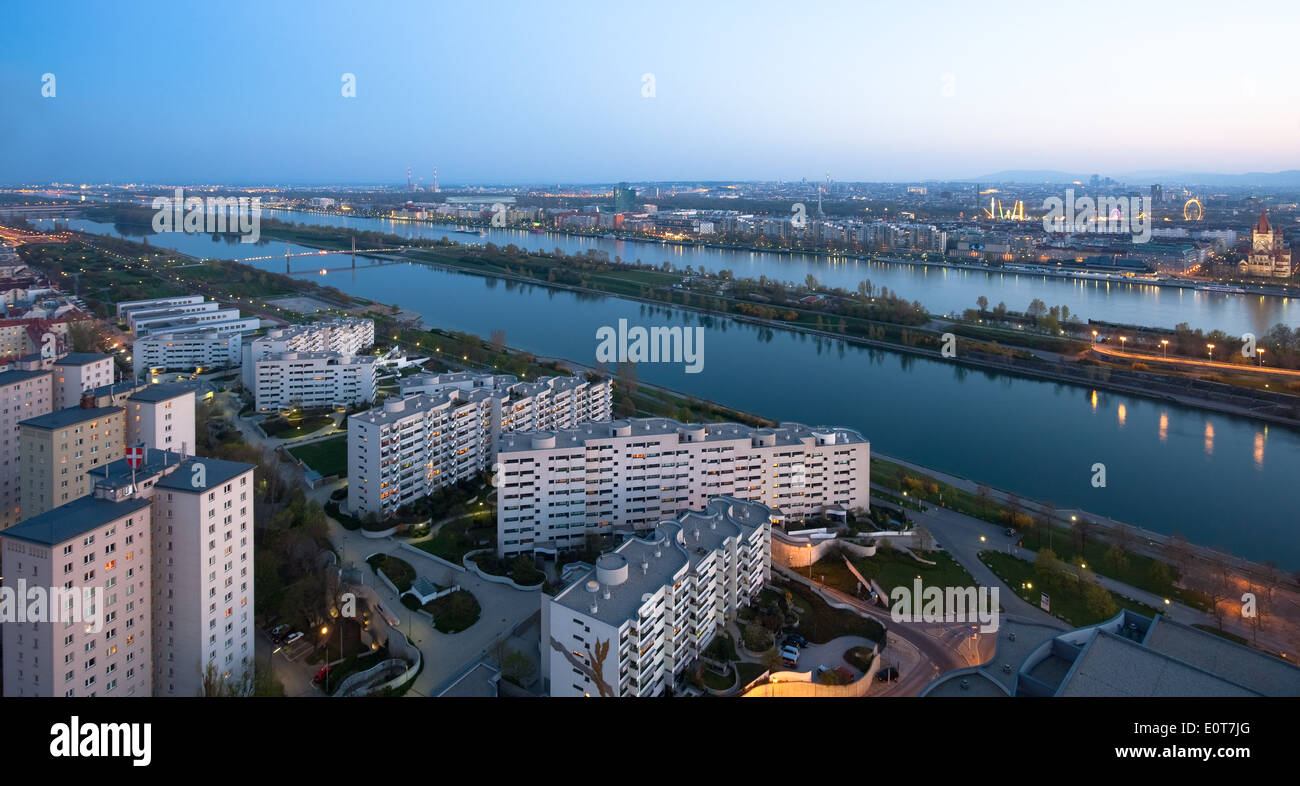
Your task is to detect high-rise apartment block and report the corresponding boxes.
[19,404,125,519]
[496,418,869,557]
[543,496,772,697]
[0,368,53,528]
[1,495,154,696]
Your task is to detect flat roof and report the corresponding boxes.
[155,456,254,492]
[0,369,51,386]
[53,352,111,366]
[88,447,185,489]
[1058,632,1258,697]
[127,382,196,403]
[21,405,121,430]
[2,495,152,546]
[499,417,868,453]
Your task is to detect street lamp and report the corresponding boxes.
[1160,339,1169,358]
[1206,343,1215,360]
[1091,330,1098,343]
[1257,348,1265,367]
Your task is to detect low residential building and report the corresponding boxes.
[252,351,377,413]
[543,496,773,697]
[126,383,196,453]
[133,330,242,379]
[53,352,115,409]
[130,307,247,336]
[19,404,126,520]
[0,368,53,528]
[124,301,223,333]
[496,418,870,557]
[1,494,154,697]
[116,295,205,322]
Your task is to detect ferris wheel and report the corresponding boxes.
[1183,198,1204,221]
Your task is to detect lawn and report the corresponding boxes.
[415,515,496,563]
[700,666,736,691]
[425,590,481,633]
[366,554,415,593]
[979,551,1161,627]
[262,414,335,439]
[811,546,978,599]
[734,662,768,688]
[777,579,886,645]
[289,434,348,477]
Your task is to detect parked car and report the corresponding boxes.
[283,631,303,646]
[1004,527,1017,537]
[312,666,332,685]
[779,645,800,666]
[781,633,809,649]
[269,624,291,641]
[876,666,899,682]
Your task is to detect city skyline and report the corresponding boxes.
[3,0,1299,184]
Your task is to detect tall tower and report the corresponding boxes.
[432,166,439,193]
[407,166,413,192]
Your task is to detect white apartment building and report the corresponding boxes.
[242,317,375,390]
[347,389,497,519]
[252,351,377,413]
[116,295,205,321]
[124,301,223,333]
[0,369,53,528]
[543,496,773,697]
[132,308,254,338]
[496,418,870,557]
[347,374,613,520]
[126,383,196,454]
[132,329,242,379]
[398,372,613,434]
[1,494,154,697]
[53,352,115,409]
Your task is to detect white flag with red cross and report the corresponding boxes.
[126,446,145,469]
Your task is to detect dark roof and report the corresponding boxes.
[88,448,185,489]
[0,369,51,387]
[2,496,152,546]
[20,405,122,430]
[155,456,254,493]
[54,352,112,366]
[127,382,196,403]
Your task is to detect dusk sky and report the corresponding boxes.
[3,0,1298,184]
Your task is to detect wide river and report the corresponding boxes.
[57,216,1300,568]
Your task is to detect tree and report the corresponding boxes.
[65,319,100,353]
[913,525,933,552]
[976,295,989,312]
[1103,544,1129,575]
[1148,561,1173,594]
[1035,548,1062,584]
[489,329,507,352]
[1026,298,1048,318]
[1083,581,1117,620]
[502,650,537,687]
[974,484,993,518]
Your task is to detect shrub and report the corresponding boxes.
[742,623,774,652]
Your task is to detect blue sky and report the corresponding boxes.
[2,0,1297,184]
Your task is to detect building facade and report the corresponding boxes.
[0,369,53,528]
[543,496,773,697]
[53,352,115,410]
[133,330,241,379]
[126,383,197,454]
[1,495,154,697]
[19,404,125,520]
[252,351,377,413]
[1238,211,1292,278]
[496,418,870,557]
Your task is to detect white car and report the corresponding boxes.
[283,631,303,646]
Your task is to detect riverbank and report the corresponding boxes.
[266,230,1300,429]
